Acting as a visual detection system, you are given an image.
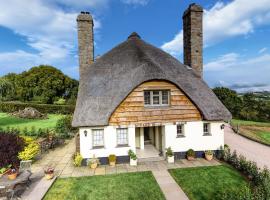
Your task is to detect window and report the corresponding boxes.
[203,123,211,135]
[92,129,104,148]
[117,128,128,146]
[177,124,185,137]
[144,90,170,106]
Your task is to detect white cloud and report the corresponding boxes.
[121,0,150,6]
[258,47,268,54]
[204,52,270,92]
[162,0,270,57]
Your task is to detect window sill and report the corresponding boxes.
[144,105,170,109]
[116,144,129,148]
[92,146,105,149]
[203,133,212,136]
[176,135,185,138]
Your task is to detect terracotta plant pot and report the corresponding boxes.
[205,154,213,161]
[90,163,98,169]
[109,161,116,167]
[8,173,17,180]
[187,156,195,161]
[45,173,54,180]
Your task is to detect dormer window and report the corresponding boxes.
[144,90,170,106]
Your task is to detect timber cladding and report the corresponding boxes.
[109,81,202,126]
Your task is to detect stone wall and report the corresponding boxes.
[183,4,203,78]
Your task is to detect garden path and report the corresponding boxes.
[225,125,270,169]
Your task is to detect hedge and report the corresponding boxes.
[0,101,75,114]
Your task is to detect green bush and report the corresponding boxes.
[166,147,173,157]
[186,149,195,157]
[0,101,74,114]
[18,140,40,161]
[109,154,116,163]
[55,115,77,138]
[73,153,83,167]
[54,98,66,105]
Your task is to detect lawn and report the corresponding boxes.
[231,119,270,145]
[44,172,165,200]
[0,112,63,131]
[169,165,248,200]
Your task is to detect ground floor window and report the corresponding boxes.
[176,124,185,137]
[92,129,104,148]
[117,128,128,146]
[203,123,211,136]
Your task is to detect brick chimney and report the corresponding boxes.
[77,12,94,78]
[183,4,203,78]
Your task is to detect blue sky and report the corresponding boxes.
[0,0,270,92]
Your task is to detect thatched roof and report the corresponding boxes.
[72,32,231,127]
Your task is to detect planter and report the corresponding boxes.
[109,161,116,167]
[205,154,213,161]
[90,163,98,169]
[130,159,137,166]
[45,173,54,180]
[8,173,17,180]
[187,156,195,161]
[167,156,174,163]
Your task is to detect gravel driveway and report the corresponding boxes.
[224,125,270,169]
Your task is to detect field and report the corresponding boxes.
[169,165,248,200]
[0,112,63,131]
[231,119,270,145]
[44,172,165,200]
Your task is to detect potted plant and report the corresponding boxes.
[128,150,137,166]
[7,168,18,180]
[186,149,195,161]
[205,150,214,161]
[166,147,174,163]
[88,155,100,169]
[0,165,11,178]
[44,167,54,180]
[108,154,116,167]
[73,153,83,167]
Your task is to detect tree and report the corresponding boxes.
[0,77,14,100]
[213,87,243,118]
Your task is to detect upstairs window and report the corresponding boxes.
[203,123,211,136]
[144,90,170,106]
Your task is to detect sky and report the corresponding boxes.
[0,0,270,92]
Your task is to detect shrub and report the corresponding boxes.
[53,98,66,105]
[109,154,116,163]
[0,101,74,114]
[0,132,25,168]
[55,115,76,138]
[186,149,195,157]
[205,150,213,155]
[128,149,137,160]
[73,153,83,167]
[18,141,40,161]
[166,147,174,157]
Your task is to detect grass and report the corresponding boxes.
[0,112,63,131]
[169,165,248,200]
[44,172,165,200]
[231,119,270,145]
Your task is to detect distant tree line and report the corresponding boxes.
[213,87,270,122]
[0,65,78,105]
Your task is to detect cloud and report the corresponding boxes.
[204,53,270,92]
[162,0,270,57]
[121,0,150,6]
[258,47,268,54]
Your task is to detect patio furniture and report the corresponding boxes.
[0,170,32,199]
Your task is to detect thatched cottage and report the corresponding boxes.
[72,4,231,164]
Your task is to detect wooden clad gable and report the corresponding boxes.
[109,81,202,126]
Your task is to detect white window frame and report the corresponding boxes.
[176,124,185,137]
[92,129,104,148]
[144,90,170,106]
[203,123,211,136]
[116,128,129,146]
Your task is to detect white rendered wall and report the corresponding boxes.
[164,121,224,152]
[79,126,136,159]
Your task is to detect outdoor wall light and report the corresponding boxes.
[220,124,225,130]
[84,130,88,137]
